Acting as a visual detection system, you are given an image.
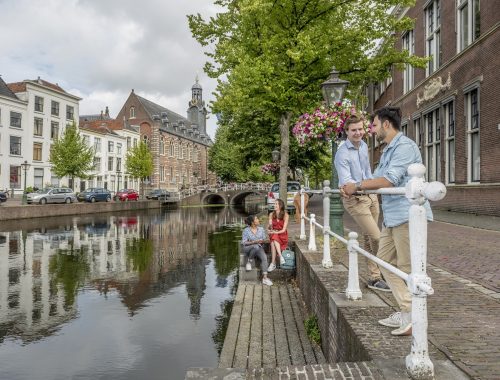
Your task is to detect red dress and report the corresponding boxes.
[270,217,288,251]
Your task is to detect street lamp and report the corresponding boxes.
[116,168,121,192]
[272,147,280,181]
[21,160,31,205]
[321,68,349,236]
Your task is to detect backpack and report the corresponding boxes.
[280,248,296,270]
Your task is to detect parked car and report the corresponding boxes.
[266,181,301,212]
[0,191,7,204]
[27,187,77,204]
[114,189,139,201]
[77,188,112,203]
[146,189,170,200]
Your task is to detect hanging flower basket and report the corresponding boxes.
[292,102,371,146]
[261,162,280,176]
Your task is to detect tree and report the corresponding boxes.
[208,122,245,181]
[189,0,426,200]
[125,141,153,195]
[49,121,94,189]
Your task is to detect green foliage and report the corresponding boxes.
[208,227,241,277]
[188,0,426,187]
[126,237,154,273]
[208,123,245,181]
[49,121,95,188]
[125,141,153,180]
[304,314,321,345]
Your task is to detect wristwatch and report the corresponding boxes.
[355,181,362,191]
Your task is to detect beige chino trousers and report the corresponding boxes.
[342,194,382,281]
[377,223,411,312]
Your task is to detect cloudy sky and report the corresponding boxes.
[0,0,222,138]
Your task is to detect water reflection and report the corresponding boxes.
[0,204,259,380]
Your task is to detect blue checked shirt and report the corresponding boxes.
[242,226,267,247]
[374,132,433,227]
[334,139,373,186]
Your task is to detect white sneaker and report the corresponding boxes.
[262,277,273,286]
[378,312,401,328]
[390,311,412,336]
[268,263,276,272]
[279,255,286,265]
[245,262,252,271]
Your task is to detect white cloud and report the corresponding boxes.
[0,0,221,137]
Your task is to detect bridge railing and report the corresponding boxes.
[178,182,272,199]
[298,163,446,380]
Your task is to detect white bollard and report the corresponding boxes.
[300,187,306,240]
[322,180,333,268]
[308,214,317,251]
[345,232,362,300]
[405,163,435,380]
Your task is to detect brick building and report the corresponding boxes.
[370,0,500,216]
[115,79,215,191]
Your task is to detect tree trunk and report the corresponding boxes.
[279,112,291,203]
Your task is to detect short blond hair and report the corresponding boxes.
[344,115,365,131]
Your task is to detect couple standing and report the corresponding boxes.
[335,106,432,337]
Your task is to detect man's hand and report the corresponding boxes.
[343,182,357,196]
[339,186,350,199]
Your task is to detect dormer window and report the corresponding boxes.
[130,106,136,119]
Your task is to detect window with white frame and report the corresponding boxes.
[160,165,164,182]
[97,176,103,188]
[116,158,122,172]
[10,112,22,128]
[10,136,21,155]
[51,101,59,116]
[33,142,43,161]
[10,166,20,188]
[193,147,199,163]
[174,143,179,158]
[414,117,424,156]
[444,101,455,183]
[130,106,136,119]
[51,121,59,139]
[66,105,74,120]
[93,157,101,171]
[34,117,43,136]
[182,145,186,160]
[402,30,414,93]
[425,0,441,76]
[466,88,480,182]
[127,137,131,149]
[94,137,101,152]
[108,141,114,153]
[117,143,122,155]
[424,108,441,181]
[34,168,44,188]
[35,96,44,112]
[457,0,480,52]
[169,141,174,157]
[108,157,114,171]
[159,138,164,155]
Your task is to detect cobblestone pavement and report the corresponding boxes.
[297,197,500,380]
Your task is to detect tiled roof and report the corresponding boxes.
[80,114,112,122]
[7,82,26,93]
[79,120,122,136]
[0,76,19,100]
[8,78,68,94]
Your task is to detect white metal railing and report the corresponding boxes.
[299,163,446,380]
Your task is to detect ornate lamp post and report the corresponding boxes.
[21,160,31,205]
[116,168,121,192]
[321,68,349,236]
[272,147,280,182]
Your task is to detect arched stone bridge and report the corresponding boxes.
[179,184,270,207]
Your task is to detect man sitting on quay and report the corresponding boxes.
[335,114,390,293]
[343,107,433,336]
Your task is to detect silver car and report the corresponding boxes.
[27,187,77,204]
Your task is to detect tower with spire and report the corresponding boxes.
[187,76,207,135]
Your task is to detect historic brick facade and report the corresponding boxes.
[371,0,500,216]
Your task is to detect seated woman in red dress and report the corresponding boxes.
[267,198,289,272]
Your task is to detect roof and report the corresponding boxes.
[7,78,81,100]
[0,76,19,100]
[79,120,122,136]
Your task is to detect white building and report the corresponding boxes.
[2,77,81,191]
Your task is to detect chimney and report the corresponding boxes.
[37,76,42,84]
[105,106,109,117]
[100,110,103,119]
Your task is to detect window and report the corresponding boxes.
[169,142,174,157]
[34,117,43,136]
[402,30,414,93]
[108,157,114,171]
[401,123,408,136]
[66,105,74,120]
[117,143,122,155]
[444,101,455,183]
[130,106,136,119]
[10,112,22,128]
[159,138,164,155]
[116,157,122,172]
[10,136,21,155]
[10,166,20,188]
[51,101,59,116]
[93,157,101,171]
[51,122,59,139]
[424,108,441,181]
[35,96,44,112]
[182,145,186,160]
[108,141,114,153]
[127,137,131,149]
[94,137,101,152]
[466,89,480,182]
[160,165,165,182]
[33,142,43,161]
[425,0,441,75]
[414,118,424,155]
[458,0,480,52]
[174,143,179,158]
[143,135,149,148]
[82,135,90,146]
[34,168,44,188]
[193,147,199,163]
[97,176,103,188]
[133,138,138,147]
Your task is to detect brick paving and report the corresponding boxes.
[296,197,500,380]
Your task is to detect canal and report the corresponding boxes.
[0,204,260,380]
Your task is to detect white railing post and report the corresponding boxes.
[308,214,317,251]
[322,180,333,268]
[345,231,362,300]
[405,163,445,380]
[300,187,306,240]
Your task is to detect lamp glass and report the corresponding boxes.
[272,148,280,162]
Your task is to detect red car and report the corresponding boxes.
[115,189,139,201]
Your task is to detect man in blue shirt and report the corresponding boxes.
[343,107,433,337]
[334,115,390,292]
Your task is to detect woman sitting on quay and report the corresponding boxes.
[242,215,273,286]
[268,198,289,272]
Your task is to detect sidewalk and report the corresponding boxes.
[290,197,500,380]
